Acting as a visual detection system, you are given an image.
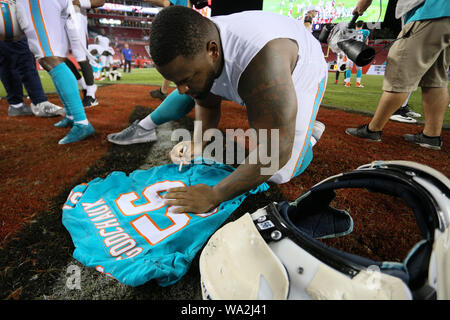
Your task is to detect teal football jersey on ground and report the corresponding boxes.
[62,161,270,287]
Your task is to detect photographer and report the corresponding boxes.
[345,0,449,150]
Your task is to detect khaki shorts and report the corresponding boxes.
[383,17,450,92]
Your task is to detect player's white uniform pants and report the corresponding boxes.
[100,47,114,67]
[69,6,89,61]
[17,0,70,59]
[268,44,328,184]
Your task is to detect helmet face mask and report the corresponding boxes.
[199,161,450,300]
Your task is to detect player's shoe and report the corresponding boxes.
[403,104,421,118]
[83,95,99,108]
[310,120,326,147]
[312,120,325,142]
[54,117,74,128]
[107,120,157,145]
[150,88,168,101]
[334,80,338,84]
[403,132,442,150]
[390,107,417,123]
[344,82,351,87]
[345,124,382,142]
[30,101,65,117]
[355,82,364,88]
[8,103,33,116]
[58,122,95,144]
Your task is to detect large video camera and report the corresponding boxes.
[319,14,375,67]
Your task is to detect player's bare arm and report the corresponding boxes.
[212,38,298,201]
[353,0,372,15]
[193,93,222,145]
[170,94,222,163]
[164,38,298,213]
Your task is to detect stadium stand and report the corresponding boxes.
[84,1,156,69]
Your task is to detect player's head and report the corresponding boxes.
[124,43,129,49]
[304,15,313,24]
[355,20,364,30]
[150,5,221,99]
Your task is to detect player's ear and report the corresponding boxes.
[206,40,220,61]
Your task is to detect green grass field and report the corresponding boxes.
[2,67,449,125]
[261,0,387,24]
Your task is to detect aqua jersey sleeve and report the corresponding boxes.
[169,0,189,6]
[62,162,269,287]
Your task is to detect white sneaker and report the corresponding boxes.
[403,105,421,118]
[390,114,417,123]
[31,101,65,117]
[390,106,418,123]
[312,120,326,142]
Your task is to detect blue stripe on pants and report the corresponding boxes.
[1,2,13,40]
[292,75,326,179]
[29,0,53,57]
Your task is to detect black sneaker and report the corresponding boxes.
[345,124,382,142]
[403,132,442,150]
[83,95,99,108]
[150,88,167,101]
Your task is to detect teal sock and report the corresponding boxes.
[49,63,86,122]
[150,90,195,125]
[345,69,351,80]
[50,68,72,118]
[356,69,362,80]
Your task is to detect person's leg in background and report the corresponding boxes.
[0,40,33,116]
[355,66,364,87]
[389,91,422,124]
[13,38,65,117]
[344,66,352,87]
[126,60,132,73]
[345,18,449,150]
[150,78,171,100]
[19,0,94,144]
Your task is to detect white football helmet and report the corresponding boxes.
[0,0,25,41]
[199,160,450,300]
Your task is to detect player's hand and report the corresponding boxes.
[353,0,372,15]
[163,184,221,214]
[170,141,194,165]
